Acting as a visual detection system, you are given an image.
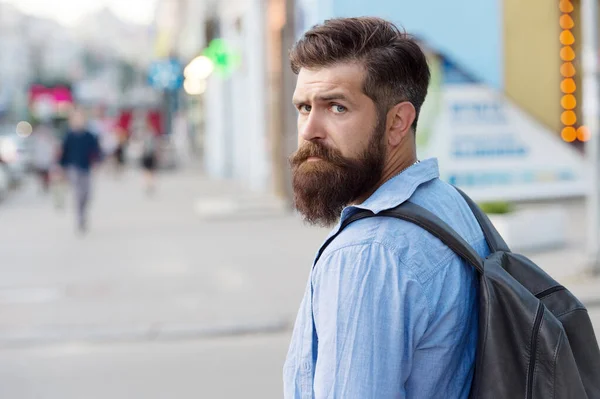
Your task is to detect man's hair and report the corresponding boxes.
[290,17,430,132]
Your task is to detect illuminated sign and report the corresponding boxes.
[559,0,590,142]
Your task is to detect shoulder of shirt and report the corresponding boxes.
[318,218,435,272]
[318,179,488,284]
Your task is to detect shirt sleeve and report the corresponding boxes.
[312,242,430,399]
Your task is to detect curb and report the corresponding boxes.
[194,196,290,220]
[0,319,293,348]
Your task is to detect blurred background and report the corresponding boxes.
[0,0,599,397]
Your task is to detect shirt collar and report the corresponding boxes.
[329,157,440,235]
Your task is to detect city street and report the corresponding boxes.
[0,164,327,398]
[1,0,599,397]
[0,164,599,398]
[0,333,291,398]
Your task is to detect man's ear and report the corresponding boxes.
[387,101,416,147]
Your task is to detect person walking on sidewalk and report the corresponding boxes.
[59,108,102,233]
[283,17,490,398]
[140,121,159,195]
[31,122,59,194]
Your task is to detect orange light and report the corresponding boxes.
[561,62,576,77]
[560,30,575,45]
[560,46,576,61]
[561,94,577,109]
[559,4,578,141]
[561,78,577,93]
[561,110,577,125]
[559,0,574,13]
[577,126,591,141]
[560,14,575,29]
[561,126,577,142]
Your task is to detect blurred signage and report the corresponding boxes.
[418,83,586,202]
[148,58,184,90]
[28,85,73,120]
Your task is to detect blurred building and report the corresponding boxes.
[202,0,271,192]
[0,2,156,122]
[72,8,157,109]
[157,0,596,202]
[0,3,37,120]
[75,8,155,69]
[502,0,593,144]
[153,0,295,199]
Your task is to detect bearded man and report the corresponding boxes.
[284,17,491,399]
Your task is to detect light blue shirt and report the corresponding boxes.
[283,158,490,399]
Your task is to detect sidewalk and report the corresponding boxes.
[0,165,598,347]
[0,165,328,346]
[515,198,600,304]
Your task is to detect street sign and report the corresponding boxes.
[418,52,586,202]
[148,58,184,90]
[418,83,587,202]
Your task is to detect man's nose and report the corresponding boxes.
[299,112,326,142]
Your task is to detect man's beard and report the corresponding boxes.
[289,119,386,227]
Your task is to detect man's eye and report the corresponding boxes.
[298,104,312,113]
[331,104,347,113]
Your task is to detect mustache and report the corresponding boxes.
[289,142,347,167]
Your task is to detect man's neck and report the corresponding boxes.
[380,152,418,185]
[354,151,417,205]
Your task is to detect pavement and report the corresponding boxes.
[0,332,290,399]
[0,163,599,398]
[0,163,328,347]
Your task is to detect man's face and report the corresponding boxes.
[289,63,387,227]
[69,110,86,131]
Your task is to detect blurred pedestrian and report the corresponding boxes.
[90,105,123,177]
[283,17,490,398]
[58,108,102,233]
[30,122,59,194]
[113,127,128,176]
[140,122,158,195]
[50,167,67,210]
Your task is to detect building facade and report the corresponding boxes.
[155,0,294,198]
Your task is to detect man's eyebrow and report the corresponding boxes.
[316,93,351,102]
[292,92,354,105]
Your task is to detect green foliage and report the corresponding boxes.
[478,201,515,215]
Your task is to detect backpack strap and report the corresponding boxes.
[315,201,485,274]
[453,187,510,253]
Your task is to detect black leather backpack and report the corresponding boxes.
[318,188,600,398]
